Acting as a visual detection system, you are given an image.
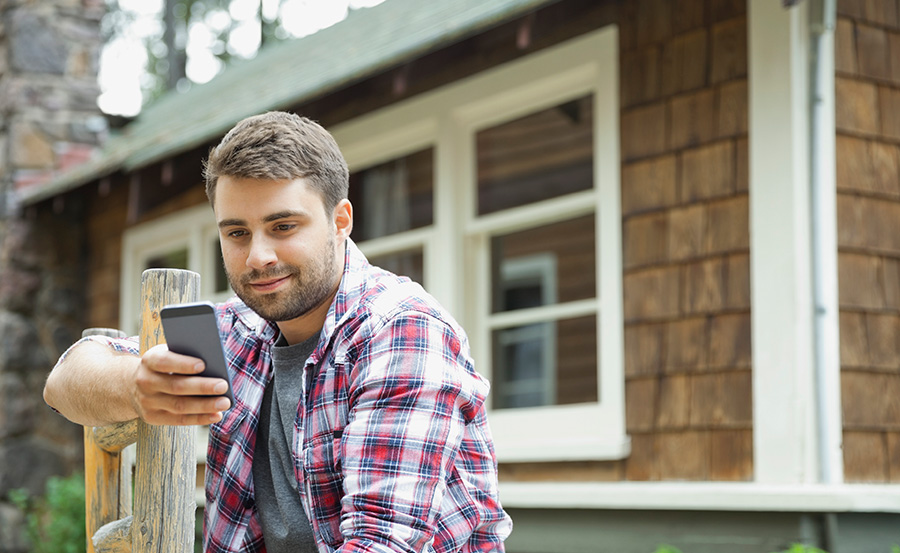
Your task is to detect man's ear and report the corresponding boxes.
[333,199,353,241]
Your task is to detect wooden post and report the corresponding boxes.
[83,328,132,553]
[132,269,199,553]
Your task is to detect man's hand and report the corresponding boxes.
[44,339,232,428]
[132,344,232,426]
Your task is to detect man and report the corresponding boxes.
[44,111,512,553]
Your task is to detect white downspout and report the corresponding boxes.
[809,0,842,548]
[808,0,842,488]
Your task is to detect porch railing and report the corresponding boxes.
[83,268,199,553]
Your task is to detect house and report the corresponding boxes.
[7,0,900,551]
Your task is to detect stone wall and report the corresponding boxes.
[0,0,105,550]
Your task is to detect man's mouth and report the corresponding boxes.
[248,275,290,292]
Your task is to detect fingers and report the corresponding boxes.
[139,395,230,426]
[143,343,206,375]
[142,410,225,426]
[133,344,232,426]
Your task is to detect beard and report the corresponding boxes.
[227,235,340,322]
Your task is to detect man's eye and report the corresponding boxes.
[275,224,295,232]
[228,230,247,238]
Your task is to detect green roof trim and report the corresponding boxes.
[21,0,557,205]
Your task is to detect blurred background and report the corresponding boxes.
[0,0,899,552]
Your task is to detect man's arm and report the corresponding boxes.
[44,339,231,427]
[44,339,142,427]
[337,311,492,553]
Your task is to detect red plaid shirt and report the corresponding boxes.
[85,240,511,553]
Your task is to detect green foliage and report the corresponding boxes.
[768,545,828,553]
[653,546,683,553]
[9,473,87,553]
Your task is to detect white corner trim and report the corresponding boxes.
[748,0,819,484]
[498,481,900,513]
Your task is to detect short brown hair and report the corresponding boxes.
[203,112,349,213]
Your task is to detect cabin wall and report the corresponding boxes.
[80,0,756,485]
[500,0,752,483]
[618,0,752,483]
[833,0,900,483]
[76,0,900,492]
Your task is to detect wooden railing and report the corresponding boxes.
[83,269,199,553]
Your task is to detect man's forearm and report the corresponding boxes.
[44,339,141,427]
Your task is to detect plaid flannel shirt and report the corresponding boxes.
[81,239,511,553]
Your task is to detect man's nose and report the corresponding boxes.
[246,237,278,270]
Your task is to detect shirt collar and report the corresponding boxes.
[317,237,368,353]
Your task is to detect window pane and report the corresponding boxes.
[213,240,230,294]
[349,148,434,242]
[477,95,593,215]
[490,215,596,314]
[491,315,597,409]
[368,249,424,287]
[144,248,188,270]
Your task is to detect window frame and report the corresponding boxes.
[121,204,231,335]
[333,25,627,462]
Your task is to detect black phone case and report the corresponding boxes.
[160,301,235,405]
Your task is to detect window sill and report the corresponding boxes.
[498,481,900,513]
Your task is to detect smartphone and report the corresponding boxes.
[160,301,234,405]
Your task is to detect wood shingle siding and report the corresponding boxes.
[616,1,752,483]
[835,0,900,483]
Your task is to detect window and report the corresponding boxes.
[121,204,230,335]
[347,148,434,285]
[493,253,558,409]
[334,26,626,461]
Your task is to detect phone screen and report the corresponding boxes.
[160,301,234,404]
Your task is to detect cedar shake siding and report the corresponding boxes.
[498,0,752,482]
[834,0,900,484]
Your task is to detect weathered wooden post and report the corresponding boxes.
[132,269,199,553]
[82,329,134,553]
[85,268,200,553]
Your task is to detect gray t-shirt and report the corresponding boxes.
[253,331,320,553]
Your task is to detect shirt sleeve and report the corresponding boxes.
[56,335,141,363]
[338,310,488,553]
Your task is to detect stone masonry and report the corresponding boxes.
[0,0,106,550]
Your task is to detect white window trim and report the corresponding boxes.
[121,203,230,335]
[332,25,627,463]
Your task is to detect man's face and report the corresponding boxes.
[214,176,344,323]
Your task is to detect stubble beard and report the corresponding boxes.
[228,236,340,322]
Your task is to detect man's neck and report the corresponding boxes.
[275,287,338,345]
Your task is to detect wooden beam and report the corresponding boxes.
[93,515,133,553]
[82,328,131,553]
[132,269,199,553]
